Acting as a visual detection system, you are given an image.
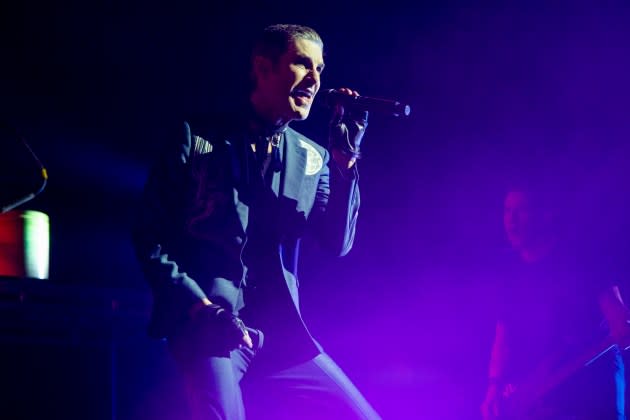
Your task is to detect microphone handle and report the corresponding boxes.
[354,96,411,117]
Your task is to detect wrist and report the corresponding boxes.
[189,297,213,319]
[331,144,361,159]
[331,148,359,170]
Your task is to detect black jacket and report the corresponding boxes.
[132,117,360,361]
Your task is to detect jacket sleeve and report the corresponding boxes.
[131,121,209,336]
[310,150,360,257]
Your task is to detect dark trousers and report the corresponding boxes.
[169,328,380,420]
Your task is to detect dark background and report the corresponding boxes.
[1,1,630,418]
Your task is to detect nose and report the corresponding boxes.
[306,68,320,92]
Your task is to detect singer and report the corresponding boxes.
[132,24,380,419]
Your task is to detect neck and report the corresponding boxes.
[248,93,289,136]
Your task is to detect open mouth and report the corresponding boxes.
[291,88,314,105]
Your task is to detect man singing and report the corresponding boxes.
[132,23,380,419]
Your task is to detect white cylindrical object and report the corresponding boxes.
[0,210,50,279]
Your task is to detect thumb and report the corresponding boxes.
[242,330,253,349]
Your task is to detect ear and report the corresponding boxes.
[252,55,272,81]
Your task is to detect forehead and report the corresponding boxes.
[504,191,529,208]
[283,37,324,65]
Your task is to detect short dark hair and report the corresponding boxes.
[251,24,323,65]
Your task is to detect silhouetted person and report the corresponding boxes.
[481,181,630,419]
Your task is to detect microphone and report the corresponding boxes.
[321,89,411,117]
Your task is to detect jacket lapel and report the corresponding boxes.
[281,129,307,203]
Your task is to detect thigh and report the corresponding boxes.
[180,353,245,420]
[169,328,261,420]
[244,353,380,420]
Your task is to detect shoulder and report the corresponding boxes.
[185,113,232,143]
[184,121,217,157]
[182,113,241,157]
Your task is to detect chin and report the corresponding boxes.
[291,108,310,121]
[287,99,310,120]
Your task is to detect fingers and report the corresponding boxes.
[242,330,253,349]
[331,87,359,121]
[336,87,360,97]
[192,304,254,352]
[330,87,366,123]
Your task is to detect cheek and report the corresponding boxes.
[291,67,307,82]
